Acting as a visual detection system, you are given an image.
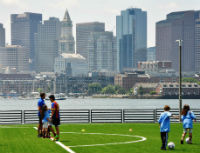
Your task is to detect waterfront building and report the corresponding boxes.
[0,23,5,47]
[116,8,147,72]
[55,73,114,94]
[156,10,200,72]
[114,73,178,90]
[137,61,172,73]
[76,22,105,60]
[34,17,61,72]
[11,12,42,70]
[156,83,200,97]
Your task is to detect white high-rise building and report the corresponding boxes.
[58,9,75,54]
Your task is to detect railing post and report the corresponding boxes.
[154,109,157,123]
[21,110,24,124]
[121,109,124,123]
[88,109,91,123]
[90,109,92,123]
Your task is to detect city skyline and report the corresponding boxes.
[0,0,200,47]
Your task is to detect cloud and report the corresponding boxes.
[48,0,79,9]
[0,0,27,8]
[160,2,180,10]
[105,8,120,15]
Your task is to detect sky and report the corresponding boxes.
[0,0,200,47]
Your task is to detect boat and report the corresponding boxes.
[46,93,67,100]
[54,93,67,100]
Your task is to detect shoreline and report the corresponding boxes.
[92,94,200,99]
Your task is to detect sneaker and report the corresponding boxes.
[38,134,42,138]
[188,141,192,144]
[181,140,183,144]
[161,147,166,150]
[53,135,59,141]
[55,138,59,141]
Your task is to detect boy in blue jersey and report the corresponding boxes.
[41,105,50,138]
[158,105,172,150]
[37,93,46,137]
[180,104,196,144]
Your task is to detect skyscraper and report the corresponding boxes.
[195,18,200,72]
[76,22,105,59]
[0,23,5,47]
[58,9,75,54]
[156,11,200,72]
[11,12,42,70]
[88,31,117,72]
[116,8,147,72]
[54,9,88,76]
[147,47,156,61]
[34,17,61,72]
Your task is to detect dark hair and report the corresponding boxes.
[181,104,190,116]
[49,95,55,101]
[40,93,45,98]
[41,105,48,119]
[164,105,170,111]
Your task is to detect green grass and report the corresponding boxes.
[0,123,200,153]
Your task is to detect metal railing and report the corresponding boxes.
[0,109,199,124]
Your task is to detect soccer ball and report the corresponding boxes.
[81,129,85,132]
[168,142,175,150]
[186,137,191,144]
[129,128,133,132]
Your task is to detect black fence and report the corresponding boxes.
[0,109,200,124]
[0,110,22,124]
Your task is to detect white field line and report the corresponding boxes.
[61,132,147,148]
[33,127,38,130]
[33,127,76,153]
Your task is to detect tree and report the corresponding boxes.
[138,86,144,95]
[128,88,134,95]
[150,91,157,95]
[182,77,199,84]
[88,83,102,95]
[115,86,126,94]
[37,88,43,93]
[101,85,116,94]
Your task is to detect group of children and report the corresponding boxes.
[38,93,60,141]
[37,93,196,147]
[158,104,196,150]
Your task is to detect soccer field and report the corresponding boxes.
[0,123,199,153]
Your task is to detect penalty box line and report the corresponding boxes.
[33,127,76,153]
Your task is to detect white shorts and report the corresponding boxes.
[43,122,48,129]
